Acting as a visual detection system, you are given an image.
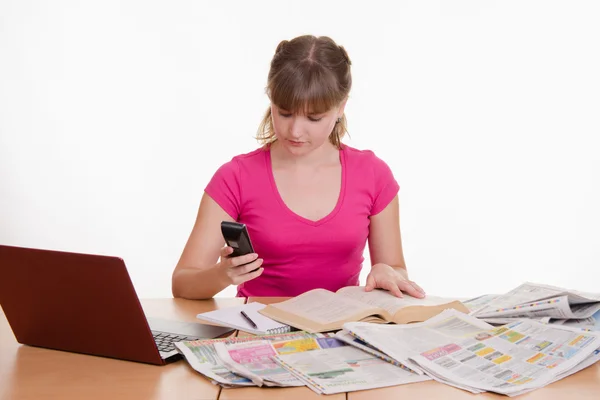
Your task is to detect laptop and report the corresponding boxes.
[0,244,234,365]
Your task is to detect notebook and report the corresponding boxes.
[196,302,292,335]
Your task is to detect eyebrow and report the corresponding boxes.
[276,106,326,116]
[278,108,323,116]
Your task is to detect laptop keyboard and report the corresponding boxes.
[152,331,200,353]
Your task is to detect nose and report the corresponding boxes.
[288,116,304,139]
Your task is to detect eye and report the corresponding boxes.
[278,111,292,118]
[308,116,323,122]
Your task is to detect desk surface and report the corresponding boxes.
[1,297,599,400]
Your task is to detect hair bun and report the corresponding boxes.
[275,40,289,55]
[338,45,351,65]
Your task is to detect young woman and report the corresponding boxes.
[172,35,425,300]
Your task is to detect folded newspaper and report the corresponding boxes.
[343,308,600,396]
[273,344,430,394]
[468,282,600,329]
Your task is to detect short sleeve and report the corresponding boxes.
[370,154,400,216]
[204,159,242,220]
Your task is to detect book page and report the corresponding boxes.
[336,286,460,316]
[268,289,383,325]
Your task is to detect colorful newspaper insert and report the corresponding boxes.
[274,345,430,395]
[175,331,323,387]
[409,319,600,396]
[213,334,345,387]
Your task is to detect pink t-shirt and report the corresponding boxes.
[205,145,400,297]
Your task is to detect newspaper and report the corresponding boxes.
[473,282,600,319]
[273,345,431,394]
[480,317,551,326]
[212,333,344,387]
[343,309,494,375]
[334,330,419,372]
[174,331,324,387]
[408,318,600,396]
[548,309,600,331]
[463,294,501,314]
[475,295,600,320]
[510,348,600,396]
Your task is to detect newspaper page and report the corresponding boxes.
[549,309,600,331]
[273,345,431,395]
[476,295,600,320]
[480,316,550,326]
[213,333,344,386]
[473,282,600,318]
[463,294,501,314]
[174,331,320,387]
[334,330,421,373]
[408,318,600,396]
[343,309,494,375]
[510,348,600,396]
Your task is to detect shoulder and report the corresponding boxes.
[342,144,399,215]
[215,147,267,175]
[231,147,267,163]
[342,145,393,174]
[205,147,267,219]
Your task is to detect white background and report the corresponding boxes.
[1,1,599,299]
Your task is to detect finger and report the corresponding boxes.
[239,258,264,275]
[229,253,259,267]
[232,267,264,285]
[380,280,403,298]
[398,280,425,298]
[365,275,376,291]
[220,246,233,259]
[411,281,426,296]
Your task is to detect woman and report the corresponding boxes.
[172,35,425,300]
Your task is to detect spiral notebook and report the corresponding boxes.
[196,302,292,335]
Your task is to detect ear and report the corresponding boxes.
[337,97,348,118]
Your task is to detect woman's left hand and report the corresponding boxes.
[365,263,426,298]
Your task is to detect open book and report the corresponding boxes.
[258,286,468,333]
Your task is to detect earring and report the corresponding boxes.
[336,117,342,124]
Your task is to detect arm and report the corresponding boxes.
[171,193,263,299]
[367,195,425,298]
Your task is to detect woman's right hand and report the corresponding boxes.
[217,246,264,285]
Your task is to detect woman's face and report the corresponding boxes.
[271,100,346,156]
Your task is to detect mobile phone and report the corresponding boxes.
[220,221,257,270]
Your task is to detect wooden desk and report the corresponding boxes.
[1,297,599,400]
[0,298,244,400]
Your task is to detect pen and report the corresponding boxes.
[240,311,258,329]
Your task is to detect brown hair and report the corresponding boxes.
[256,35,352,149]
